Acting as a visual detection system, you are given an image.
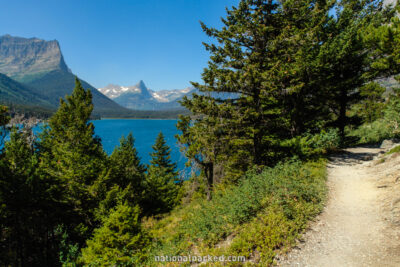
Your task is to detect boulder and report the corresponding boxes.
[380,139,400,149]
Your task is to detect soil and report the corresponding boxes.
[277,146,400,267]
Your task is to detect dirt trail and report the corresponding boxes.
[278,147,400,267]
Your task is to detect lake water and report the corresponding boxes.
[92,119,188,172]
[4,119,188,175]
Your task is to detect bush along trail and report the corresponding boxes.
[278,144,400,267]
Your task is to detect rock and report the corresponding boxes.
[0,34,69,82]
[360,155,374,161]
[0,34,128,115]
[380,139,400,149]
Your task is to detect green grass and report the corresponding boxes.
[386,145,400,155]
[142,159,327,266]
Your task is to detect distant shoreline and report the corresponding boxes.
[99,117,179,120]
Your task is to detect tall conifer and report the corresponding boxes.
[38,78,106,242]
[143,132,179,214]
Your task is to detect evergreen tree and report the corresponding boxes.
[178,0,289,195]
[317,0,395,140]
[143,132,179,214]
[107,133,146,190]
[176,115,223,200]
[178,0,395,196]
[350,82,386,123]
[149,132,177,173]
[38,78,106,244]
[0,129,61,266]
[178,0,333,193]
[80,202,149,266]
[95,133,146,220]
[362,2,400,78]
[382,76,400,136]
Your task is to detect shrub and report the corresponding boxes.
[386,145,400,155]
[80,203,150,266]
[349,87,400,144]
[144,159,327,266]
[349,119,395,144]
[283,128,341,158]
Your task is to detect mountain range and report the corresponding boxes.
[0,34,131,117]
[0,34,227,117]
[0,34,188,118]
[98,81,194,110]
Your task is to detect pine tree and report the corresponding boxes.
[143,132,179,214]
[0,129,61,266]
[38,78,106,243]
[382,76,400,136]
[80,202,149,266]
[97,133,146,219]
[149,132,177,173]
[316,0,395,140]
[96,133,146,218]
[362,2,400,78]
[350,82,386,123]
[176,115,222,200]
[178,0,290,197]
[177,0,335,195]
[178,0,395,196]
[107,133,146,190]
[95,133,146,222]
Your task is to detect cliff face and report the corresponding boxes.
[0,34,69,82]
[0,34,132,116]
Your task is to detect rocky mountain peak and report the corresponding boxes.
[97,82,195,110]
[136,80,147,90]
[0,34,70,82]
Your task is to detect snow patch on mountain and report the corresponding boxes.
[98,81,194,103]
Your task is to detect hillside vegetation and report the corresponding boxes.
[1,0,400,266]
[144,160,327,266]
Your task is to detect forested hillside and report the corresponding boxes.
[1,0,400,266]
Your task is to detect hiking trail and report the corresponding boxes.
[278,146,400,267]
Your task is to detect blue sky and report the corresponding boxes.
[0,0,240,90]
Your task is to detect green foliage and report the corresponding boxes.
[177,0,394,197]
[386,145,400,155]
[107,133,146,191]
[362,4,400,78]
[142,132,180,215]
[0,72,53,108]
[349,119,392,144]
[57,225,80,267]
[282,129,341,158]
[3,0,400,265]
[0,128,61,266]
[143,166,179,215]
[350,82,386,123]
[350,85,400,144]
[80,202,150,266]
[227,206,294,265]
[149,132,177,173]
[38,78,107,243]
[145,159,327,265]
[95,133,147,222]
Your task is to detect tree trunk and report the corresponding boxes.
[205,162,214,201]
[338,88,347,144]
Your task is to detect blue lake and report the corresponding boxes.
[92,119,188,172]
[4,119,188,174]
